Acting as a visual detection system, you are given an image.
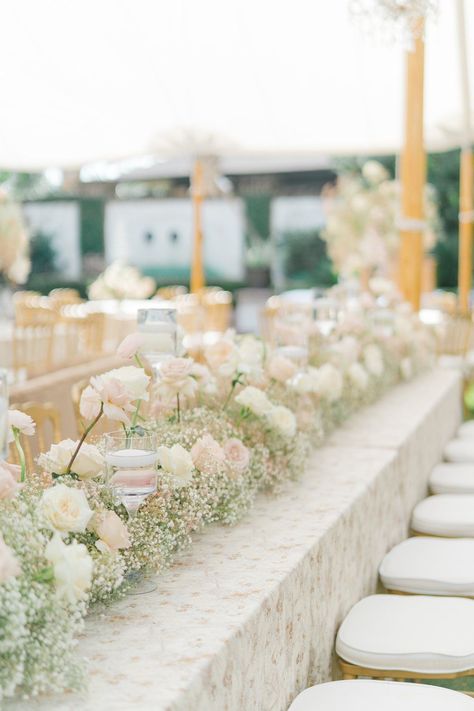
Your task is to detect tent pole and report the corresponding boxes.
[398,17,426,310]
[456,0,473,314]
[190,158,205,293]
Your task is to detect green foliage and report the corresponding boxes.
[282,229,336,287]
[428,150,460,288]
[245,194,271,242]
[80,198,104,255]
[29,231,58,275]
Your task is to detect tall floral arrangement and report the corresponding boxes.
[88,260,156,300]
[0,190,30,285]
[321,160,438,279]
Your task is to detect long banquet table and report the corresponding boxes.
[7,368,461,711]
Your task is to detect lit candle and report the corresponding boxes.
[105,448,158,469]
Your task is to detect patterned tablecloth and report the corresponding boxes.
[6,369,461,711]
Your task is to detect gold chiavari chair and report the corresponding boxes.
[201,290,233,333]
[437,313,474,360]
[13,303,58,379]
[9,401,62,472]
[154,285,188,300]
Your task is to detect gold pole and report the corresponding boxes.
[398,18,426,310]
[458,147,474,312]
[190,158,205,293]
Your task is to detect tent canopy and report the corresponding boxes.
[0,0,472,170]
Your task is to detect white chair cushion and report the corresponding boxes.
[458,421,474,440]
[412,495,474,536]
[445,440,474,463]
[430,463,474,495]
[288,680,474,710]
[379,537,474,595]
[336,594,474,673]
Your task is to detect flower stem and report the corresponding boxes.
[176,393,181,423]
[134,353,145,369]
[13,428,27,482]
[66,403,103,474]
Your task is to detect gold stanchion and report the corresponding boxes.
[458,150,474,313]
[190,158,205,293]
[398,18,426,310]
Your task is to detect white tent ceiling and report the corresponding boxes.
[0,0,472,170]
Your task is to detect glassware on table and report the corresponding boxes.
[0,369,8,460]
[104,430,159,594]
[104,431,158,517]
[137,307,182,379]
[312,297,339,337]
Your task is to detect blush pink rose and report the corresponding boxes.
[117,332,146,359]
[223,438,250,474]
[79,385,102,420]
[0,465,21,500]
[0,460,21,481]
[191,434,226,475]
[88,375,135,424]
[0,534,20,583]
[94,511,131,552]
[267,355,297,383]
[156,357,197,399]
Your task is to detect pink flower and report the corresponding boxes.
[223,438,250,474]
[79,385,102,420]
[267,355,297,383]
[191,434,226,475]
[0,465,21,500]
[117,332,146,360]
[93,511,131,552]
[0,460,21,481]
[0,534,21,583]
[88,375,135,424]
[8,409,35,438]
[156,357,197,399]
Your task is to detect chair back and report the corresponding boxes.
[9,401,62,472]
[437,314,474,357]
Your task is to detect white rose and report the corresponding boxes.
[157,444,194,487]
[0,534,21,583]
[104,366,150,402]
[235,386,272,417]
[267,355,297,383]
[362,160,389,185]
[40,484,93,534]
[330,336,360,366]
[316,363,343,402]
[267,405,297,438]
[364,344,384,377]
[291,370,319,395]
[45,534,93,605]
[237,336,264,375]
[39,439,104,480]
[348,362,369,391]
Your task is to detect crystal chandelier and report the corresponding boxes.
[349,0,438,45]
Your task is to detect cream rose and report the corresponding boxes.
[93,511,131,552]
[40,484,93,534]
[0,465,21,500]
[364,344,384,377]
[267,405,297,438]
[204,339,239,377]
[191,434,226,475]
[8,408,35,441]
[267,355,297,383]
[45,534,93,604]
[235,386,272,417]
[39,439,104,480]
[223,438,250,474]
[157,444,194,486]
[316,363,343,402]
[348,362,369,391]
[104,365,150,402]
[291,370,319,395]
[237,336,264,375]
[0,534,21,583]
[157,357,197,399]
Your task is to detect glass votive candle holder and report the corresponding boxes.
[104,431,158,516]
[137,308,183,374]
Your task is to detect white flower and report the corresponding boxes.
[316,363,343,402]
[156,357,197,399]
[235,386,272,417]
[364,344,384,377]
[45,534,93,605]
[330,336,360,366]
[0,534,21,584]
[157,444,194,487]
[237,335,264,375]
[204,338,239,377]
[92,511,131,552]
[291,370,319,395]
[267,354,297,383]
[267,405,297,438]
[348,362,369,391]
[191,435,226,475]
[39,439,104,480]
[8,408,35,442]
[103,366,150,402]
[362,160,389,185]
[40,484,93,534]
